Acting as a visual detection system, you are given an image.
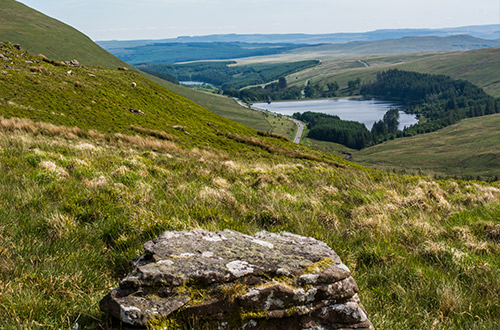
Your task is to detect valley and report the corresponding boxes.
[0,0,499,329]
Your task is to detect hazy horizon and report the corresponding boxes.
[17,0,500,41]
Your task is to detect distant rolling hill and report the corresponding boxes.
[97,24,500,48]
[299,47,500,98]
[355,113,500,180]
[100,42,310,64]
[100,34,499,67]
[290,35,499,56]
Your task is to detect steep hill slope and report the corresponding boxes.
[0,0,281,135]
[0,0,131,69]
[0,42,308,156]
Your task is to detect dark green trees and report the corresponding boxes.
[361,69,499,137]
[278,77,288,90]
[293,112,372,150]
[383,108,400,133]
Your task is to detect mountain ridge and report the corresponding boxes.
[96,24,500,49]
[97,24,500,48]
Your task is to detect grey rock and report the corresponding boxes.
[129,108,145,116]
[100,230,373,329]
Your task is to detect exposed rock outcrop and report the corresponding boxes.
[100,230,373,329]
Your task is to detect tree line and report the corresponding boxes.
[293,109,403,150]
[224,78,362,103]
[361,69,499,136]
[136,60,319,90]
[293,70,499,149]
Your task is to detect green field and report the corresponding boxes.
[1,44,499,329]
[355,114,500,180]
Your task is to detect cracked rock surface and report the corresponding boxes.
[100,229,373,329]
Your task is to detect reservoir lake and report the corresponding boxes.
[253,98,418,130]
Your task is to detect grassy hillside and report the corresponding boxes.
[140,73,297,140]
[0,42,309,154]
[285,47,500,98]
[0,0,295,138]
[1,42,500,330]
[0,0,132,69]
[355,114,500,180]
[396,47,500,98]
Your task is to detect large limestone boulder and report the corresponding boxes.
[100,230,373,329]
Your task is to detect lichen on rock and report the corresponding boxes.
[100,229,373,329]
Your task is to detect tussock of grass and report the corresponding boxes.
[1,118,499,329]
[129,125,178,141]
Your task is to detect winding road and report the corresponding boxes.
[233,98,305,144]
[358,60,370,67]
[288,118,305,143]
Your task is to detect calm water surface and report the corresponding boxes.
[180,81,215,87]
[253,98,418,130]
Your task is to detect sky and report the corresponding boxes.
[18,0,500,41]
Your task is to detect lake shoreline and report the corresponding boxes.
[252,97,418,130]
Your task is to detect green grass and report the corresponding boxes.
[262,112,297,141]
[141,73,297,138]
[355,114,500,180]
[1,26,500,330]
[0,116,499,329]
[0,0,132,70]
[302,134,355,156]
[0,0,291,139]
